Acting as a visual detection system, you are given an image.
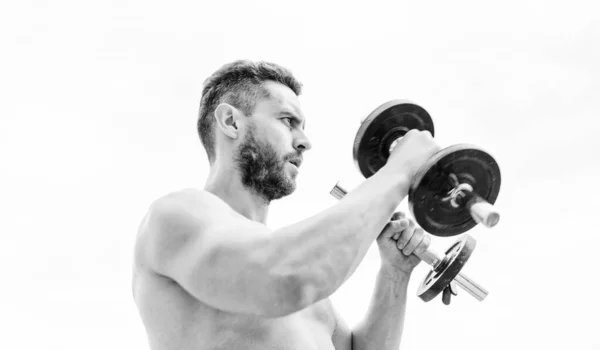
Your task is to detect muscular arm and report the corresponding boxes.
[329,268,412,350]
[137,164,411,318]
[351,267,412,350]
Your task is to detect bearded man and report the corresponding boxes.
[133,60,440,349]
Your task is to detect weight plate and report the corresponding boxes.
[417,234,476,302]
[353,100,435,178]
[409,144,501,237]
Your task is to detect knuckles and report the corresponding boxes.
[391,211,406,220]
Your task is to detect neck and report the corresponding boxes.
[203,161,270,224]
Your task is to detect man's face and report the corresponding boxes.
[233,81,309,202]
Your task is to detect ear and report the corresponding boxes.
[213,103,240,140]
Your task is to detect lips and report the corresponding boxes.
[288,158,302,168]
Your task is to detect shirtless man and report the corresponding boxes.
[132,60,441,349]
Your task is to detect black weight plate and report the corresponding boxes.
[353,100,435,178]
[409,144,501,237]
[417,234,476,302]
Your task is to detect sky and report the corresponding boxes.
[1,0,599,349]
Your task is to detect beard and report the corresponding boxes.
[234,124,298,202]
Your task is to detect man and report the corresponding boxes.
[132,60,440,349]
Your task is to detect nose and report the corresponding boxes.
[293,129,312,152]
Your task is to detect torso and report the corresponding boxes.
[132,255,337,350]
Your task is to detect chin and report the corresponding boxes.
[282,181,297,197]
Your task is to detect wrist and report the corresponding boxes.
[378,263,413,283]
[377,165,412,197]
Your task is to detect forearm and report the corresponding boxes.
[270,165,410,304]
[352,266,411,350]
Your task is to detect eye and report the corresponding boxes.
[281,117,293,127]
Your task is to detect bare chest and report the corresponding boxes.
[133,269,337,349]
[213,303,337,350]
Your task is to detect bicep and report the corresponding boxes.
[141,189,302,317]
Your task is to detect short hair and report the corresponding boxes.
[197,60,303,164]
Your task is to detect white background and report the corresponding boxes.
[1,0,599,349]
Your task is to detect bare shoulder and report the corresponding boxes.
[134,188,272,277]
[151,188,231,221]
[133,188,230,268]
[139,188,222,233]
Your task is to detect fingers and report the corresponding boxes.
[390,212,407,240]
[396,220,415,249]
[413,234,431,257]
[397,224,429,257]
[384,213,431,260]
[381,218,409,240]
[391,219,408,240]
[402,231,423,256]
[391,212,406,221]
